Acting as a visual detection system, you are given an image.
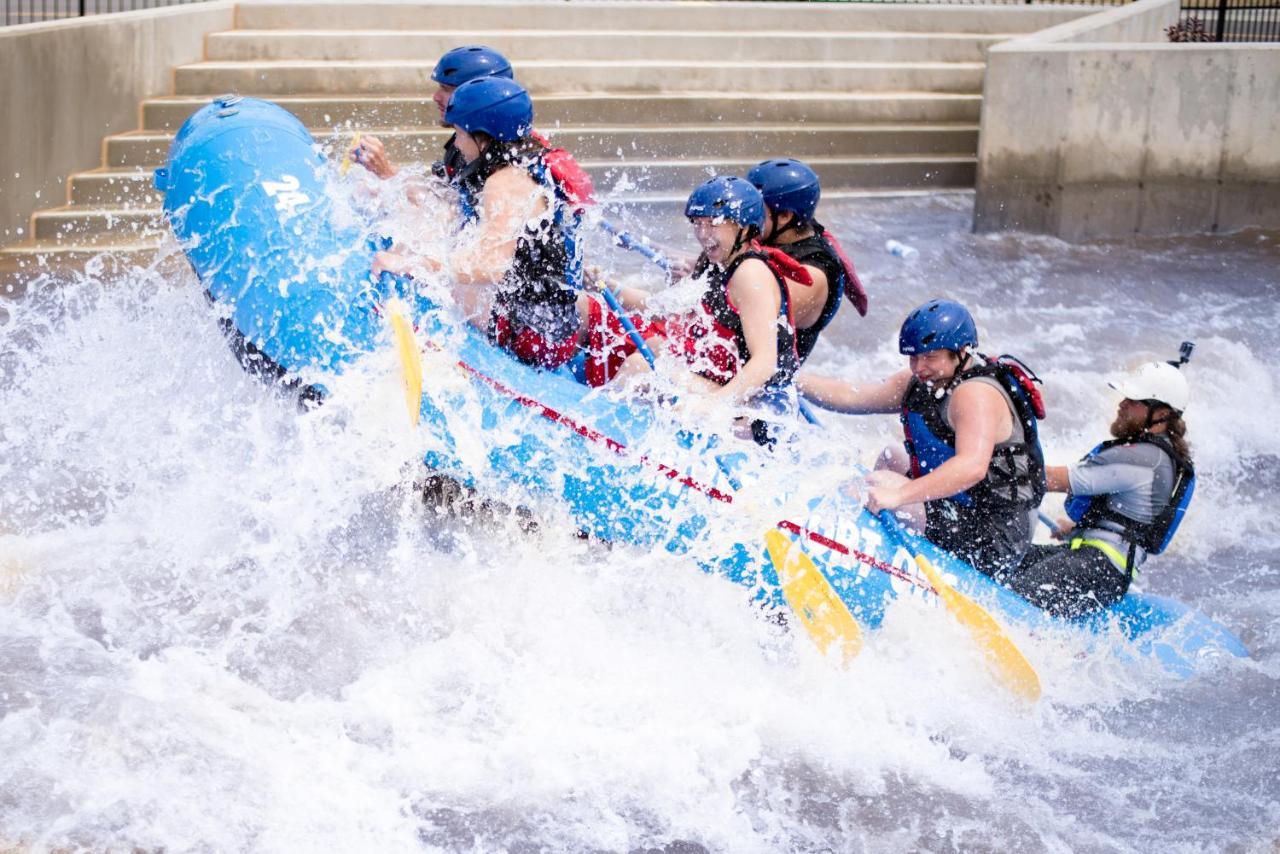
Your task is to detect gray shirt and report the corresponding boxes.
[1068,441,1175,570]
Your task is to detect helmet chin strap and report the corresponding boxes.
[933,348,973,399]
[728,225,751,259]
[769,210,804,242]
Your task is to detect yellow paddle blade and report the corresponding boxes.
[338,132,363,177]
[913,553,1041,703]
[386,299,422,426]
[765,529,863,664]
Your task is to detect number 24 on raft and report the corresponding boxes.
[262,175,309,217]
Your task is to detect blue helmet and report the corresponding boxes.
[747,158,821,222]
[445,77,533,142]
[432,45,514,87]
[684,176,765,231]
[899,299,978,355]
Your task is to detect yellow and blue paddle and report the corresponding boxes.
[765,529,864,664]
[339,133,364,178]
[385,297,422,425]
[877,508,1041,703]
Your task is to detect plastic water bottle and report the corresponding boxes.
[885,239,918,260]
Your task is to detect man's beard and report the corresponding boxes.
[1110,409,1147,441]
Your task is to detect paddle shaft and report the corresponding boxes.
[598,219,673,273]
[598,285,657,369]
[876,507,1041,702]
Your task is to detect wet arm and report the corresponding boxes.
[451,169,545,286]
[613,286,650,313]
[797,368,911,415]
[893,381,1003,506]
[1045,465,1071,493]
[715,265,782,404]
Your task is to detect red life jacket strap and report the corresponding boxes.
[530,130,596,209]
[752,241,813,287]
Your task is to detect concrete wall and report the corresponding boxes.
[0,2,236,248]
[974,0,1280,240]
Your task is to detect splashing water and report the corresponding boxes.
[1,193,1277,852]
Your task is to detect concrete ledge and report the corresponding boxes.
[0,2,236,249]
[974,0,1280,239]
[1014,0,1177,44]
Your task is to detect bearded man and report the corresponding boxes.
[1005,353,1196,617]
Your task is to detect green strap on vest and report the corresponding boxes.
[1070,537,1131,575]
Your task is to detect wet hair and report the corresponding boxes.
[456,133,542,187]
[1161,409,1193,464]
[1113,404,1193,464]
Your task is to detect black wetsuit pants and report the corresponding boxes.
[925,500,1031,580]
[1004,543,1131,618]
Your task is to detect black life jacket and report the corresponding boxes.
[900,354,1047,512]
[1065,433,1196,559]
[440,130,594,207]
[683,243,810,390]
[774,222,867,363]
[455,139,582,345]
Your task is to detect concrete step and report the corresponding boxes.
[5,185,981,292]
[105,123,979,169]
[30,207,166,244]
[0,244,171,298]
[205,29,1014,64]
[44,155,975,240]
[143,91,984,132]
[235,2,1093,35]
[68,169,163,208]
[173,59,986,96]
[589,154,975,194]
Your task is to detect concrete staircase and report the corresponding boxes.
[0,0,1094,285]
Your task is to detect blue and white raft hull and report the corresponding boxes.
[156,97,1249,678]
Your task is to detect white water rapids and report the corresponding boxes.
[1,194,1277,851]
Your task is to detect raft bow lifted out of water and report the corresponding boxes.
[155,97,1249,681]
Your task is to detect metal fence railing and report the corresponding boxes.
[728,0,1134,4]
[1177,0,1280,40]
[2,0,210,27]
[7,0,1275,41]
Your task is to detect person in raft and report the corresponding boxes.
[798,299,1047,578]
[591,176,814,414]
[352,45,593,208]
[1004,350,1196,617]
[745,158,868,363]
[373,77,584,370]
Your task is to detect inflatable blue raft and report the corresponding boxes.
[156,98,1250,678]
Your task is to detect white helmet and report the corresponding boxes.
[1109,361,1190,412]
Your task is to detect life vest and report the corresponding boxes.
[777,221,866,363]
[433,134,467,181]
[438,130,595,213]
[455,139,582,350]
[900,353,1047,512]
[530,130,595,210]
[1065,433,1195,558]
[680,242,811,389]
